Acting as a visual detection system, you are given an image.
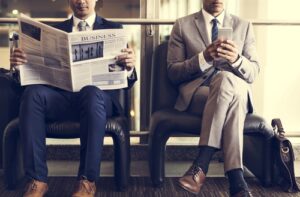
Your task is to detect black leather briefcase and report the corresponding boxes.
[272,118,300,192]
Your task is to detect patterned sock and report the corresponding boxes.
[227,168,249,195]
[193,146,217,174]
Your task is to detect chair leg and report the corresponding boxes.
[111,129,130,191]
[149,132,169,188]
[3,119,25,189]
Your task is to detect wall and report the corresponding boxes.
[0,47,9,69]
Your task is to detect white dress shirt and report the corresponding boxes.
[72,13,96,32]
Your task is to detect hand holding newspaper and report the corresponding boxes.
[18,14,129,91]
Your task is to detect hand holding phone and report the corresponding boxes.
[218,27,233,41]
[215,28,239,63]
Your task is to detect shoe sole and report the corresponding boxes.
[177,180,200,195]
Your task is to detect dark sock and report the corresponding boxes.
[193,146,217,174]
[227,169,249,195]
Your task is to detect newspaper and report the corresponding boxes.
[17,14,129,92]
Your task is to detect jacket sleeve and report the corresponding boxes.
[232,22,260,84]
[167,19,204,85]
[126,68,137,89]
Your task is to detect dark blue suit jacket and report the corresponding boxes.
[54,15,137,115]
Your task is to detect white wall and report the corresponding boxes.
[262,0,300,132]
[232,0,300,132]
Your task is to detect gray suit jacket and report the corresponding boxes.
[167,10,260,112]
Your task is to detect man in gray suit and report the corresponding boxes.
[167,0,259,196]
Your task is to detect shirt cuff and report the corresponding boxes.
[127,67,134,78]
[231,55,243,68]
[198,52,212,72]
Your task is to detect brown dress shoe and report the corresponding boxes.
[23,180,48,197]
[231,190,253,197]
[178,164,206,194]
[72,179,96,197]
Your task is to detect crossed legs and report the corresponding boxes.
[179,71,251,196]
[200,71,248,171]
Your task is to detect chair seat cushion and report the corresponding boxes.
[150,109,274,139]
[4,116,128,139]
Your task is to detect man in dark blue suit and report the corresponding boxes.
[10,0,137,196]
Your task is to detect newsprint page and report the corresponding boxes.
[18,14,129,91]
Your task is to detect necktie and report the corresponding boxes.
[211,18,218,42]
[78,21,87,31]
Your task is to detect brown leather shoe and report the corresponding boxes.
[178,164,206,194]
[72,179,96,197]
[23,180,48,197]
[231,190,253,197]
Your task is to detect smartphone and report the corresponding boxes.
[218,27,233,40]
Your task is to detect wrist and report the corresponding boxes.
[203,51,212,62]
[230,54,240,64]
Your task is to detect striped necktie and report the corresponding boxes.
[78,21,87,31]
[211,18,218,42]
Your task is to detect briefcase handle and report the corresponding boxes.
[271,118,285,138]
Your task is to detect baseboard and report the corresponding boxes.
[47,143,300,161]
[47,144,223,161]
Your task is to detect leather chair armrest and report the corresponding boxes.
[244,114,274,139]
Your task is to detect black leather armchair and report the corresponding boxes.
[1,76,130,191]
[0,73,22,169]
[148,42,275,187]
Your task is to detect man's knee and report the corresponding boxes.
[214,71,236,84]
[210,71,247,99]
[79,86,105,108]
[79,86,104,99]
[211,71,234,91]
[22,85,49,102]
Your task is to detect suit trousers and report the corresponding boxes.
[187,71,249,172]
[19,85,113,182]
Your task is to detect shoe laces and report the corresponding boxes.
[24,180,38,194]
[31,181,38,190]
[242,188,253,197]
[79,180,95,194]
[185,164,203,176]
[233,189,253,197]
